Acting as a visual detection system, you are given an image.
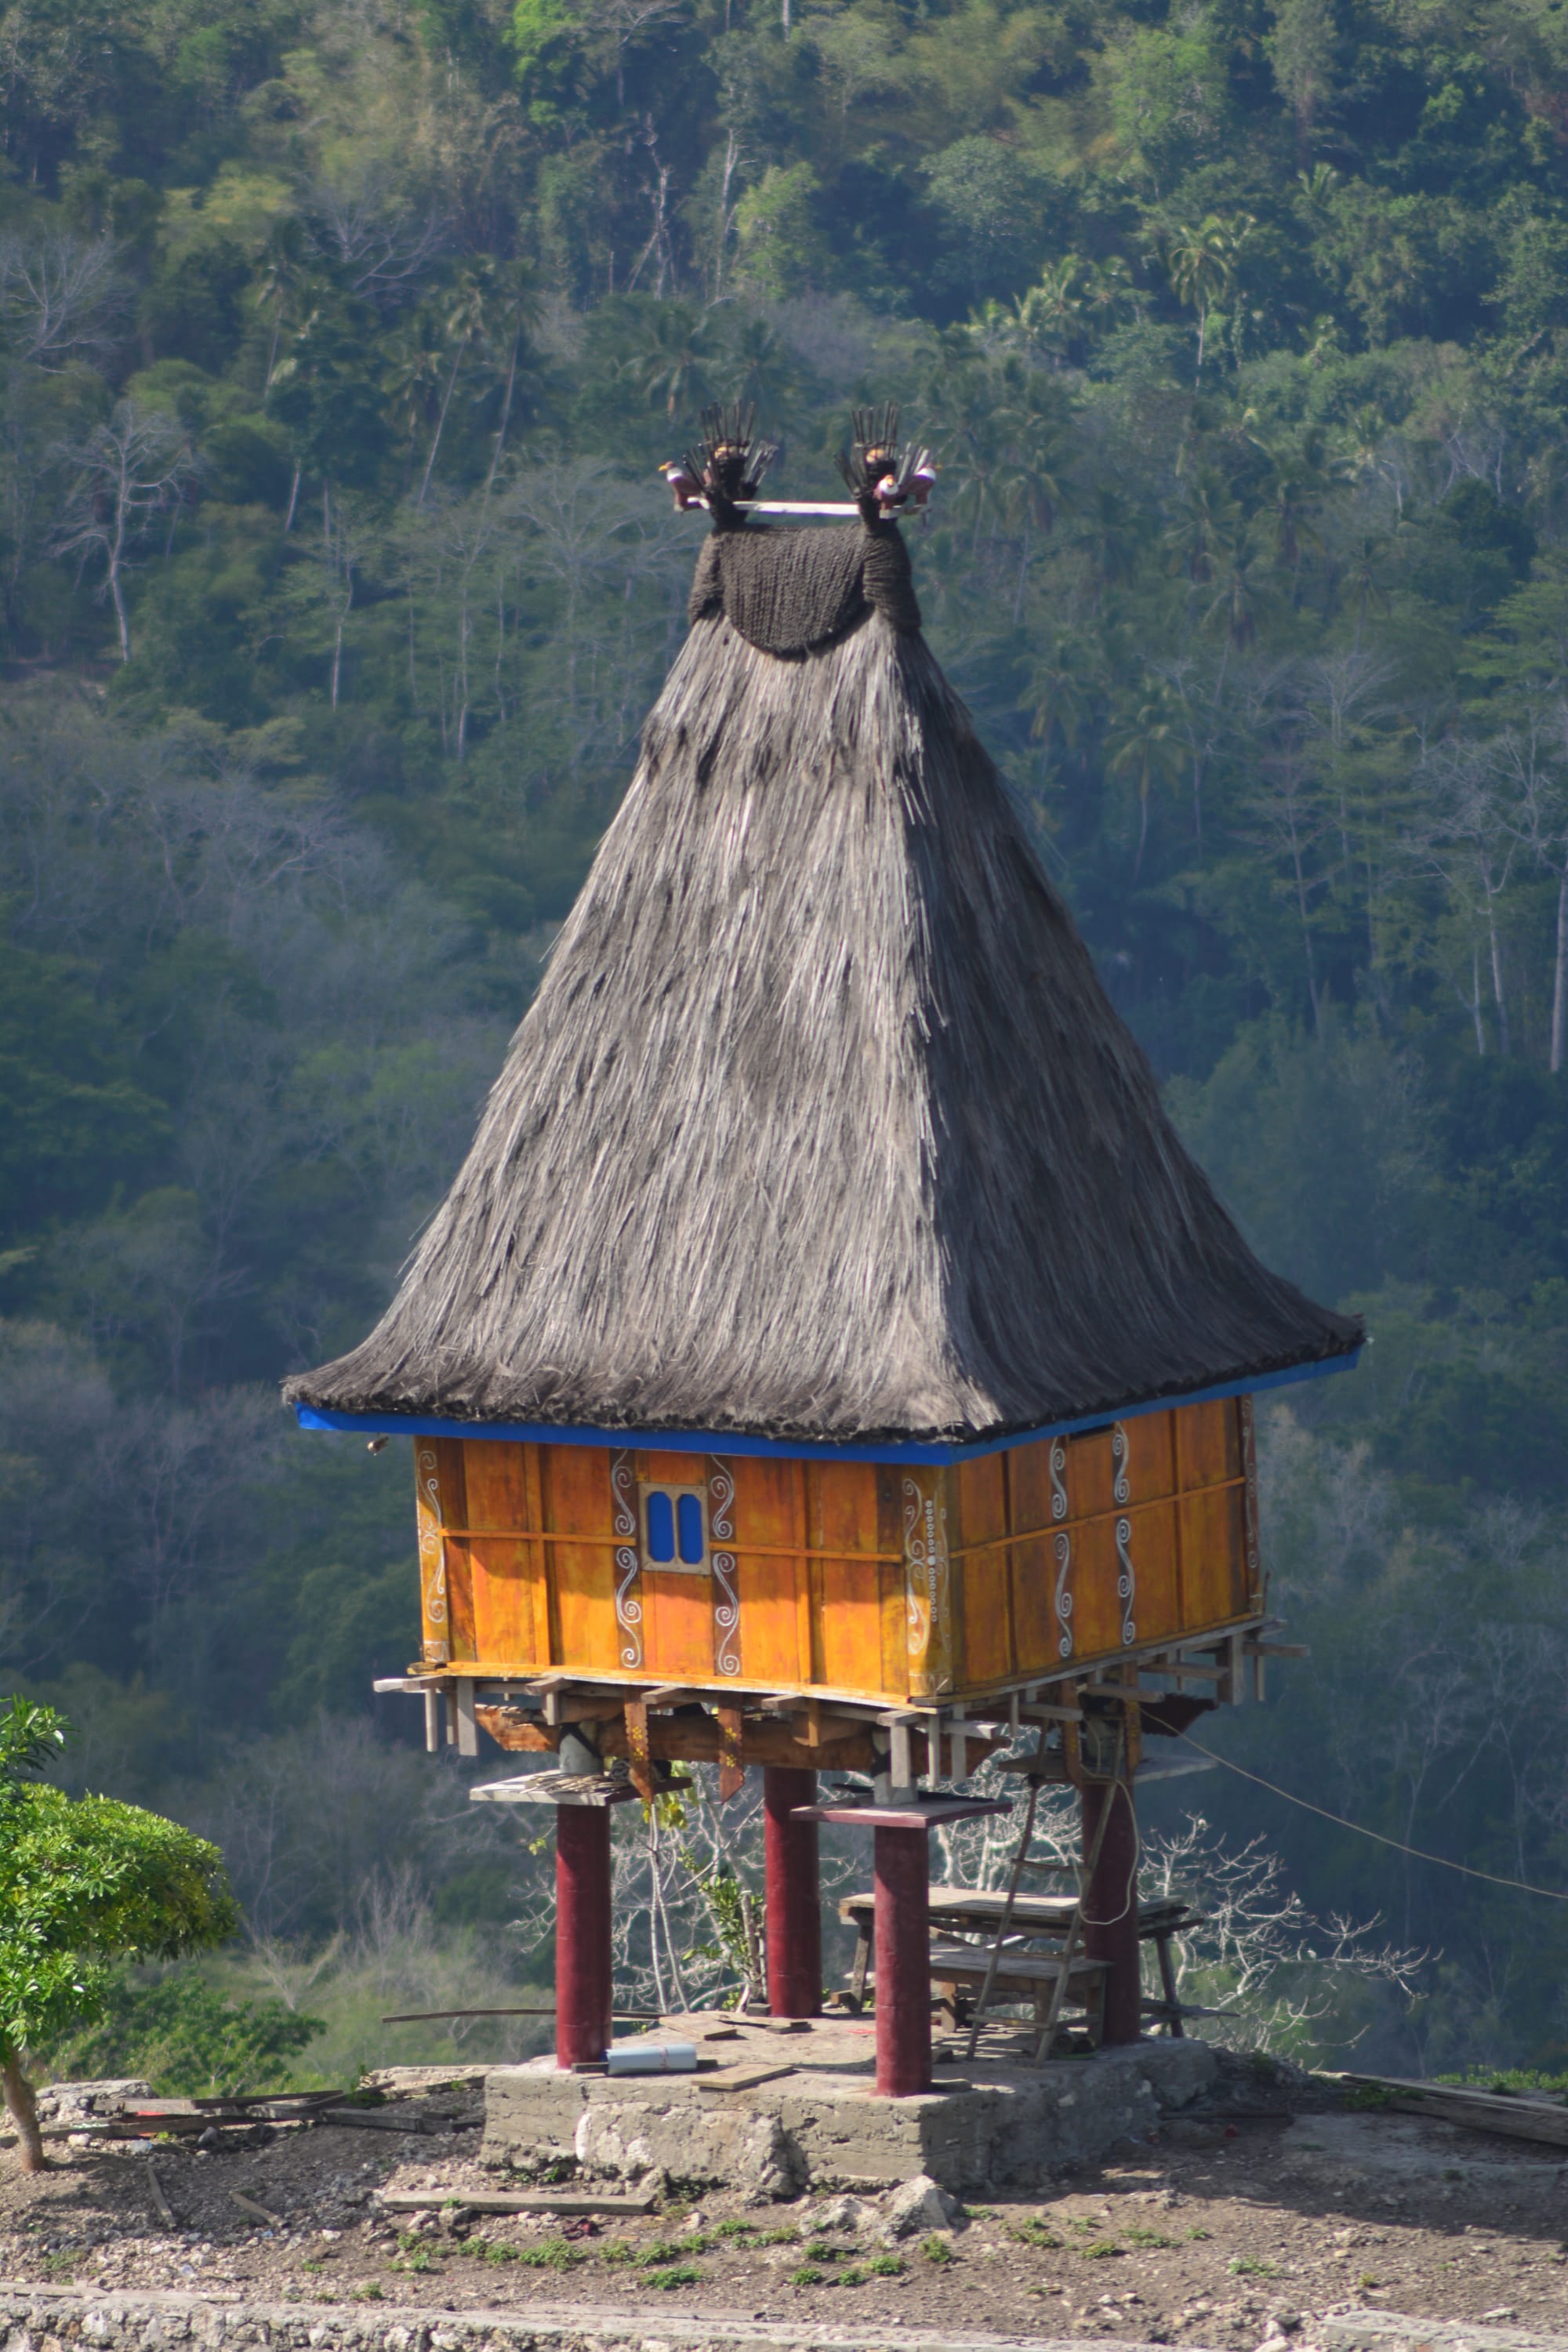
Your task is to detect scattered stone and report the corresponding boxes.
[811,2194,870,2232]
[880,2172,961,2238]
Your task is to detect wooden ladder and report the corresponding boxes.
[960,1729,1127,2064]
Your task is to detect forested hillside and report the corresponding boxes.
[5,0,1568,2071]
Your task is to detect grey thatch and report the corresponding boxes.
[286,521,1359,1444]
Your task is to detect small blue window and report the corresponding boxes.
[645,1490,675,1563]
[677,1491,706,1565]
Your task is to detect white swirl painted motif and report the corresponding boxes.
[708,1457,741,1676]
[1112,1423,1131,1505]
[416,1446,447,1627]
[1115,1515,1137,1646]
[1048,1438,1069,1523]
[1053,1528,1074,1660]
[610,1450,644,1670]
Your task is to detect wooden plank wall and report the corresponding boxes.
[415,1400,1258,1704]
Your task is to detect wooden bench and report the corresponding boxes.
[838,1886,1207,2042]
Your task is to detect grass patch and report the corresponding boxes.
[1083,2239,1123,2259]
[1435,2067,1568,2099]
[599,2240,636,2266]
[1229,2257,1276,2278]
[710,2219,757,2240]
[640,2238,705,2266]
[790,2266,826,2286]
[761,2226,800,2245]
[511,2238,588,2270]
[646,2266,702,2290]
[1007,2220,1064,2248]
[1189,2227,1211,2241]
[1124,2227,1177,2249]
[920,2234,955,2263]
[867,2252,906,2278]
[803,2241,840,2262]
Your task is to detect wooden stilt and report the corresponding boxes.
[556,1805,612,2070]
[763,1766,821,2017]
[873,1824,931,2096]
[1081,1774,1141,2045]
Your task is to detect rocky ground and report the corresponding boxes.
[2,2063,1563,2346]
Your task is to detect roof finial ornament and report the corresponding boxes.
[837,404,935,523]
[681,401,779,531]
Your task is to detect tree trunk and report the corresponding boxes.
[1487,890,1510,1055]
[2,2055,45,2173]
[418,349,464,508]
[1553,865,1568,1076]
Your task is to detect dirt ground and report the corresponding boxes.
[2,2071,1564,2345]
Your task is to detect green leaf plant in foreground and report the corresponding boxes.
[0,1696,238,2172]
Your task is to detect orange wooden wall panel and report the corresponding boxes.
[809,1461,885,1700]
[730,1457,808,1687]
[1065,1515,1124,1657]
[1178,1483,1247,1628]
[959,1541,1014,1687]
[949,1455,1008,1687]
[1009,1530,1066,1677]
[641,1571,716,1679]
[414,1395,1258,1700]
[1008,1437,1058,1535]
[1122,1501,1180,1649]
[953,1455,1008,1548]
[1122,1411,1178,1502]
[463,1441,544,1669]
[426,1439,476,1662]
[546,1445,618,1673]
[876,1469,909,1700]
[1065,1427,1119,1520]
[1176,1399,1240,1489]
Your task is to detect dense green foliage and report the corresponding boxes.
[6,0,1568,2067]
[0,1698,236,2066]
[34,1967,325,2096]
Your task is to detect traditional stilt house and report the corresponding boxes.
[285,408,1360,2096]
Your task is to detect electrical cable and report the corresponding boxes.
[1178,1732,1568,1903]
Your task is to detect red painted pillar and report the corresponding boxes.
[873,1824,931,2096]
[1081,1776,1142,2045]
[556,1803,612,2069]
[764,1767,822,2018]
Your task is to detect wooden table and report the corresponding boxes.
[838,1887,1205,2039]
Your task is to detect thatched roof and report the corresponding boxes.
[285,517,1359,1450]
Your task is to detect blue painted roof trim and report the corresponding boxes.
[292,1348,1360,1465]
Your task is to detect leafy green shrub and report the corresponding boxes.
[645,2265,702,2289]
[1,1697,238,2168]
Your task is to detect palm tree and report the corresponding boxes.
[1163,213,1254,379]
[1164,465,1239,585]
[1108,687,1187,880]
[623,302,721,419]
[417,263,498,507]
[384,310,447,484]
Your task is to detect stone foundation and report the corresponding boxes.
[482,2027,1217,2194]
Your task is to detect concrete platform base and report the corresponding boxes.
[481,2020,1217,2194]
